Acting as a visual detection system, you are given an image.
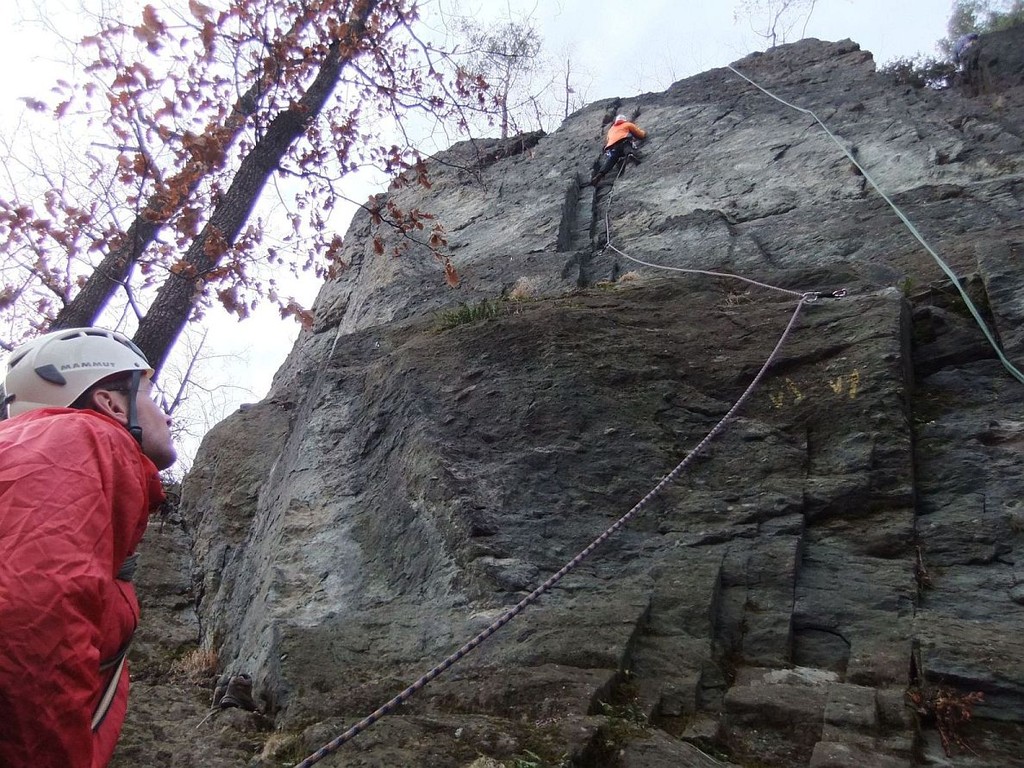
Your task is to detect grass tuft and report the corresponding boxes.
[436,300,509,330]
[172,647,218,680]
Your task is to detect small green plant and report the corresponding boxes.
[879,55,956,89]
[435,300,508,330]
[587,699,651,763]
[510,753,542,768]
[598,700,649,728]
[507,750,569,768]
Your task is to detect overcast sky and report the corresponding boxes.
[0,0,954,465]
[533,0,950,100]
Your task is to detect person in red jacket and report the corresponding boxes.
[0,327,175,768]
[590,113,648,186]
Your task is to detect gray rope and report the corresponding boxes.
[598,145,806,299]
[292,294,812,768]
[295,128,842,765]
[609,246,807,298]
[726,63,1024,385]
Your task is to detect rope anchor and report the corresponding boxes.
[804,288,847,302]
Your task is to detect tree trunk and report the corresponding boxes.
[134,0,379,372]
[51,217,159,330]
[50,11,319,332]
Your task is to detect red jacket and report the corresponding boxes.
[605,118,647,148]
[0,408,164,767]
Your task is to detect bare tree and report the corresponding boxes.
[153,325,258,475]
[735,0,819,48]
[454,15,544,138]
[559,53,589,119]
[0,0,490,371]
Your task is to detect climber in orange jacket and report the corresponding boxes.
[0,327,176,768]
[590,114,647,185]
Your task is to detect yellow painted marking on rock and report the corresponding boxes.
[769,370,859,408]
[786,378,803,403]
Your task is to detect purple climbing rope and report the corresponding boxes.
[292,293,814,767]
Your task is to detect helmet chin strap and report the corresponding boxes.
[126,370,143,444]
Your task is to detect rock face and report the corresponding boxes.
[114,29,1024,768]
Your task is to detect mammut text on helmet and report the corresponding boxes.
[59,361,119,371]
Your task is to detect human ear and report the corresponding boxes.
[88,388,131,426]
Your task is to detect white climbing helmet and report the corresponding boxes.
[4,327,152,417]
[615,114,628,123]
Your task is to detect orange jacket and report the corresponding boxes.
[605,118,647,148]
[0,408,164,768]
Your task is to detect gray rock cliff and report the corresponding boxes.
[114,29,1024,768]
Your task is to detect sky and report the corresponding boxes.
[0,0,955,467]
[526,0,951,99]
